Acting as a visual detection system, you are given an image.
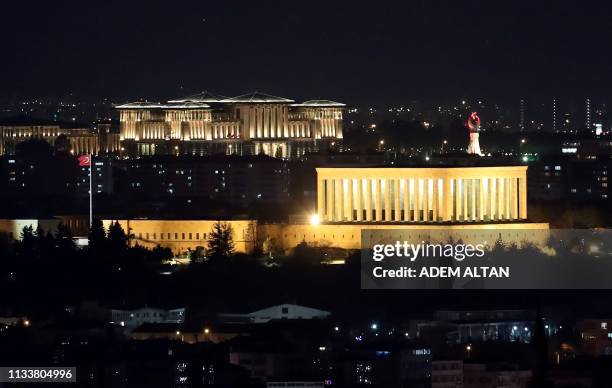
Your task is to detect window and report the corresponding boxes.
[182,233,185,240]
[282,307,289,314]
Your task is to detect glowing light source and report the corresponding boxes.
[310,214,320,225]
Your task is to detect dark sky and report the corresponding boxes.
[1,0,611,105]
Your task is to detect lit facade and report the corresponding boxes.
[101,219,258,254]
[316,166,528,223]
[116,92,344,146]
[0,121,120,156]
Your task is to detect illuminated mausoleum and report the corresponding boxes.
[316,166,528,223]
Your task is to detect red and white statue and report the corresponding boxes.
[466,111,483,156]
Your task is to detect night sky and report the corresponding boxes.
[1,1,611,105]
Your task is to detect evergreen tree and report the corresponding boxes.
[206,221,234,259]
[88,218,107,252]
[35,225,49,258]
[107,221,128,255]
[18,225,36,258]
[55,222,76,254]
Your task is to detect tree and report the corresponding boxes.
[35,224,53,258]
[107,221,128,256]
[55,222,76,254]
[17,225,36,258]
[206,221,235,259]
[54,134,71,154]
[150,245,173,263]
[88,218,107,252]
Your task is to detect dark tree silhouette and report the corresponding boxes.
[55,222,76,254]
[53,134,71,154]
[88,218,107,253]
[207,221,235,259]
[107,221,129,256]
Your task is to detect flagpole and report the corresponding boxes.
[89,153,93,229]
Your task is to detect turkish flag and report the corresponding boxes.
[78,155,91,167]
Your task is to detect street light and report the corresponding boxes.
[466,344,472,359]
[310,214,320,225]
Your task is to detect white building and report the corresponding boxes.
[110,307,185,330]
[220,304,331,324]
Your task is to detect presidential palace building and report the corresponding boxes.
[116,91,345,158]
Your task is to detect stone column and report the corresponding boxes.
[505,177,511,220]
[423,179,430,222]
[375,179,382,222]
[470,179,477,221]
[432,178,439,222]
[336,178,344,222]
[365,179,372,222]
[462,179,469,222]
[479,178,485,221]
[357,179,363,222]
[347,179,354,222]
[455,179,462,222]
[442,178,452,222]
[488,178,495,221]
[326,179,334,222]
[403,179,410,222]
[497,178,504,220]
[511,177,518,219]
[413,179,420,221]
[394,178,401,222]
[519,177,528,219]
[317,176,324,220]
[385,179,392,222]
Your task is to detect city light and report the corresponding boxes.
[371,323,378,330]
[204,328,210,334]
[310,214,320,226]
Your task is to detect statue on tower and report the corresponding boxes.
[466,111,483,156]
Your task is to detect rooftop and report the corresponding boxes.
[222,91,294,103]
[114,101,211,109]
[168,90,227,103]
[291,99,345,107]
